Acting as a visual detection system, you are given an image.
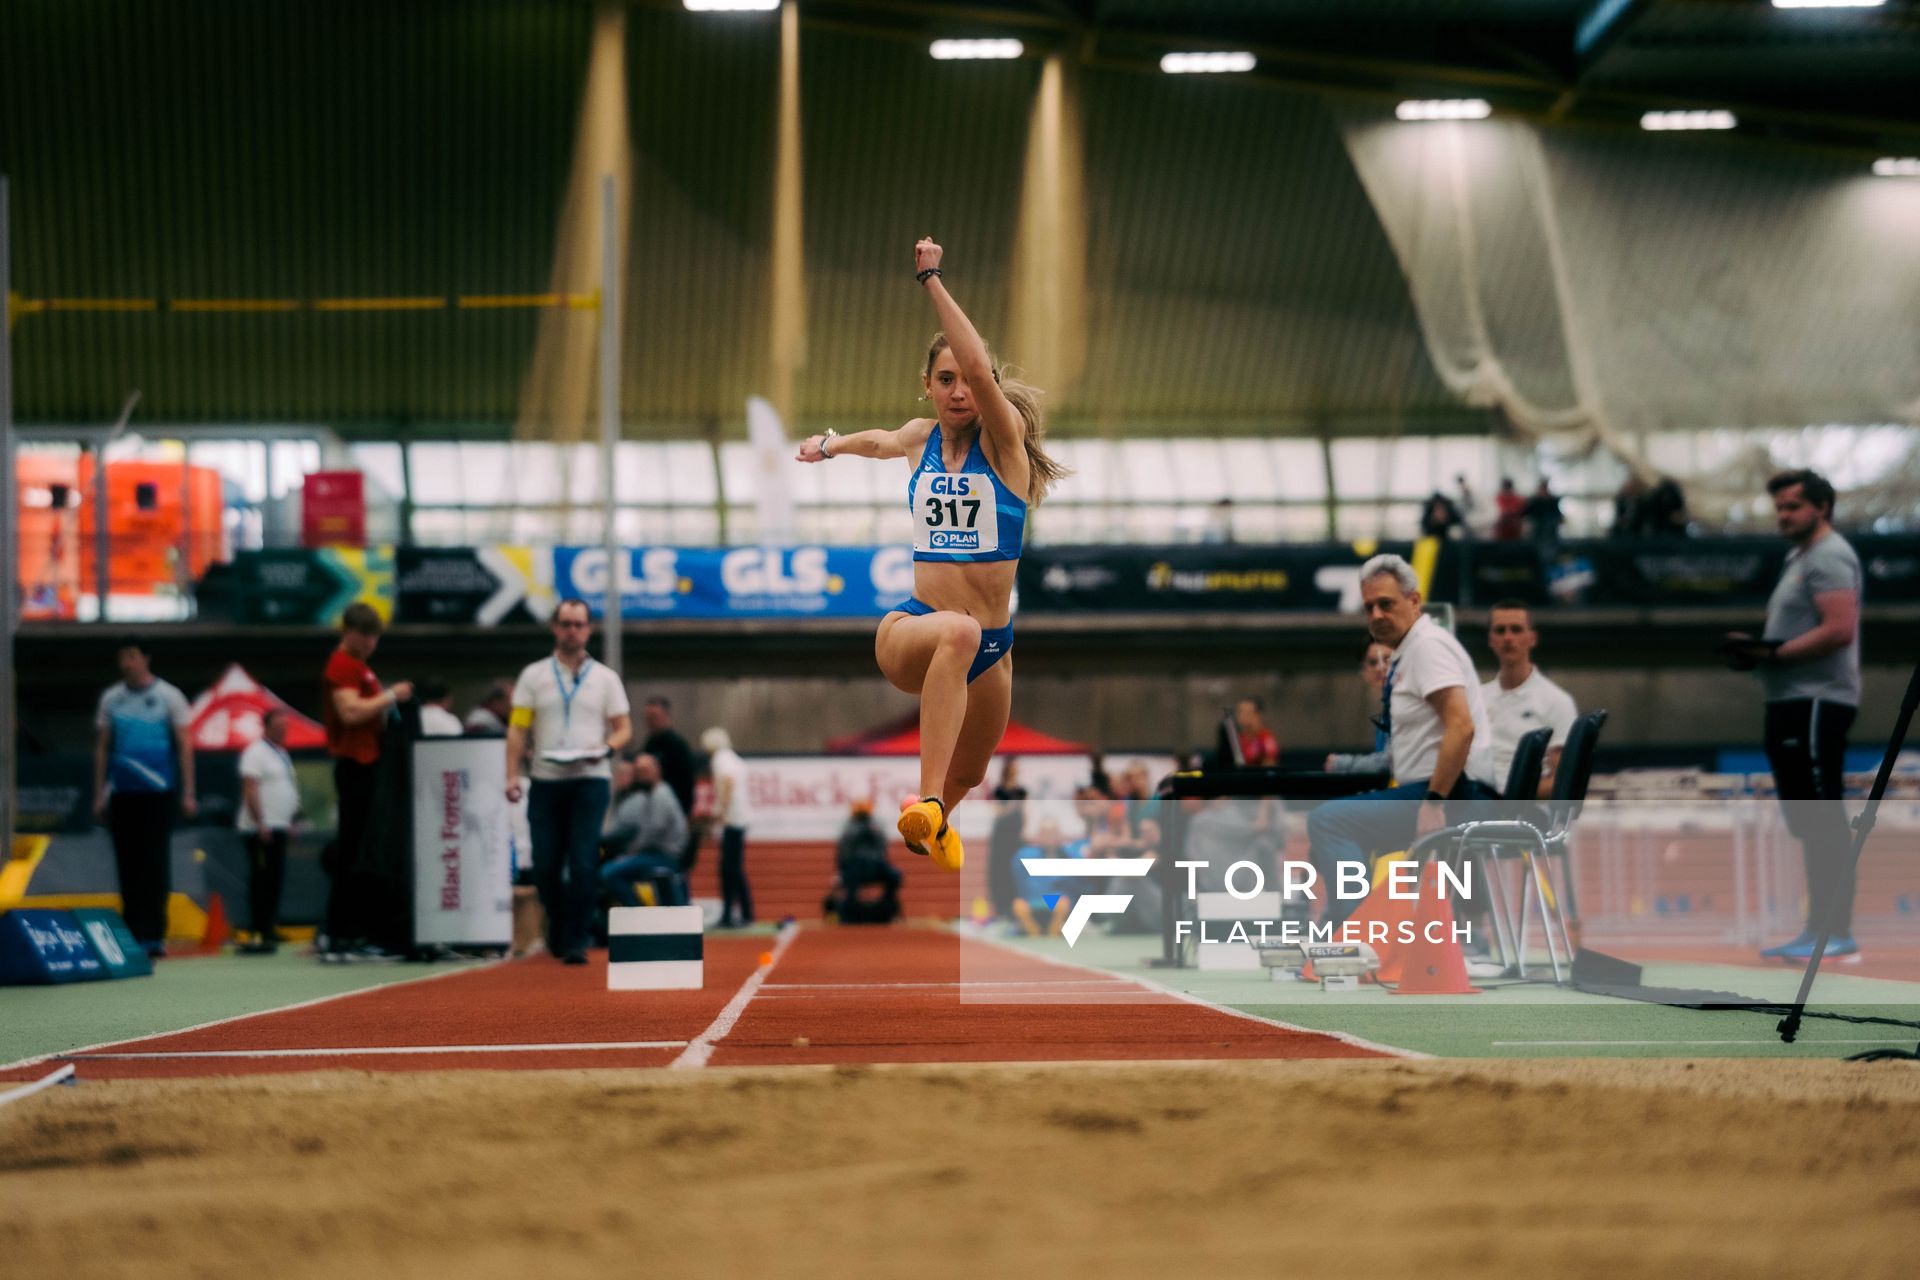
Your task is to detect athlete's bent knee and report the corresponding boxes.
[947,764,989,795]
[936,613,982,653]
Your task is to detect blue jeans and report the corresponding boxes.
[528,777,612,955]
[1304,778,1498,924]
[600,851,688,908]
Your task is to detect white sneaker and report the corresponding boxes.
[1466,959,1507,980]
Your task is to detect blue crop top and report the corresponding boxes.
[908,423,1027,563]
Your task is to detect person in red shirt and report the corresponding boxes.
[1493,477,1526,541]
[320,602,411,959]
[1234,697,1280,767]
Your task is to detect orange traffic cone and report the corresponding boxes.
[1391,863,1480,995]
[198,892,231,953]
[1322,866,1420,984]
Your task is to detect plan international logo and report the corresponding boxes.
[1022,856,1476,947]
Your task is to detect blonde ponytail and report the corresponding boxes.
[996,373,1068,506]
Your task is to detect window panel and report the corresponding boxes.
[1330,440,1388,500]
[668,509,723,545]
[406,444,464,505]
[1118,441,1180,502]
[1334,501,1421,542]
[659,443,720,505]
[721,442,801,506]
[1433,439,1496,500]
[1169,440,1230,502]
[1270,440,1329,501]
[815,454,888,505]
[1048,440,1112,505]
[1219,440,1277,501]
[269,442,322,501]
[348,443,405,503]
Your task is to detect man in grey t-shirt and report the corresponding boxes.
[1724,469,1863,961]
[599,754,689,908]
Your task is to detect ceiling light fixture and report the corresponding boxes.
[930,38,1023,60]
[1640,109,1737,131]
[1160,52,1257,74]
[1395,99,1492,121]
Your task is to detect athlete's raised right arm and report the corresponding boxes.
[796,419,932,465]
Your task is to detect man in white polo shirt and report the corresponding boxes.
[505,598,632,965]
[1482,600,1578,798]
[1306,555,1500,924]
[237,708,300,955]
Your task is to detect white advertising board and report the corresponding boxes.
[412,738,513,946]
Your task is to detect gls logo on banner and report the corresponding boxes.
[1017,857,1156,945]
[564,547,681,598]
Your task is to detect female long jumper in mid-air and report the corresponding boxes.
[796,238,1067,871]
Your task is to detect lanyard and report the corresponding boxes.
[1373,661,1398,749]
[552,656,591,732]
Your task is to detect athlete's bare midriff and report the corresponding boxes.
[904,559,1016,629]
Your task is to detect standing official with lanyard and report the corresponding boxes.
[505,597,632,965]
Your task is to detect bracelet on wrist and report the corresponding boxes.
[820,428,840,459]
[1423,789,1447,804]
[916,267,942,285]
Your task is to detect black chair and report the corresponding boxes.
[1470,727,1553,966]
[1503,727,1553,804]
[1410,712,1608,983]
[1533,709,1608,934]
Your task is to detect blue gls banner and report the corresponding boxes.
[550,546,918,620]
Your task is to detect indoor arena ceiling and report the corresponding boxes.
[3,1,1913,435]
[800,0,1920,144]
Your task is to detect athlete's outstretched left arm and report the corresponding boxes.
[913,239,1024,461]
[797,418,932,464]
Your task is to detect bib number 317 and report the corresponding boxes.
[914,473,996,554]
[923,496,980,529]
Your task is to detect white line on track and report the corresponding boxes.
[669,921,800,1069]
[0,955,508,1075]
[756,990,1128,997]
[63,1040,689,1061]
[1492,1038,1916,1047]
[0,1064,77,1110]
[962,928,1431,1060]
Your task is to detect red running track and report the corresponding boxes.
[1,927,1392,1081]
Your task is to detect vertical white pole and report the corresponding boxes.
[95,389,140,621]
[94,440,110,619]
[1,175,16,846]
[599,171,622,678]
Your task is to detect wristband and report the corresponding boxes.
[1423,789,1447,804]
[820,427,840,459]
[916,267,942,285]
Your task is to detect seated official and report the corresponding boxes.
[1481,600,1578,798]
[823,800,903,923]
[599,754,690,908]
[1305,555,1500,923]
[1326,639,1394,775]
[1011,819,1085,937]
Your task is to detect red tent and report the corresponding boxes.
[187,664,329,752]
[826,711,1086,757]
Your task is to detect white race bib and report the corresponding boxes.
[911,471,998,555]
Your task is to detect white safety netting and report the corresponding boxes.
[1339,112,1920,524]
